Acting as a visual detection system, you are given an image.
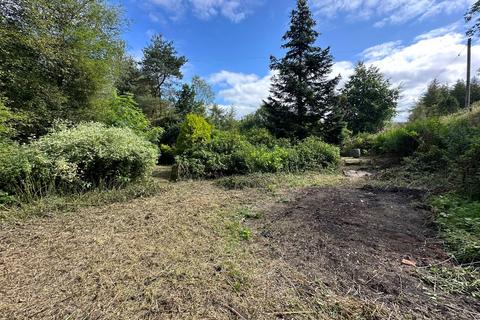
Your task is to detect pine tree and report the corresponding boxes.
[174,84,205,117]
[264,0,340,140]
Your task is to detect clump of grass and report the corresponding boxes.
[417,266,480,299]
[236,207,263,220]
[223,261,250,293]
[0,178,169,222]
[430,194,480,264]
[228,221,252,241]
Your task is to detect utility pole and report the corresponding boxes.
[466,38,472,111]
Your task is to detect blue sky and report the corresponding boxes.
[119,0,479,120]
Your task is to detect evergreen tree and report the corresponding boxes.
[341,62,399,134]
[450,79,467,109]
[141,34,187,99]
[175,84,205,117]
[264,0,340,140]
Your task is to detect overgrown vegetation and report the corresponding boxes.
[0,123,158,204]
[175,125,340,179]
[430,195,480,264]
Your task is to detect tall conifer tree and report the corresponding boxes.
[264,0,340,139]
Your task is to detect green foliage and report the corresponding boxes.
[33,122,159,187]
[0,123,158,197]
[176,114,212,153]
[408,78,480,122]
[175,84,205,117]
[264,0,340,140]
[288,137,341,171]
[0,0,125,138]
[96,93,163,143]
[0,141,33,194]
[175,131,340,179]
[341,62,399,134]
[342,132,375,156]
[459,138,480,199]
[431,195,480,263]
[372,127,419,157]
[141,34,187,99]
[0,99,22,141]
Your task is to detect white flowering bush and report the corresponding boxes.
[0,123,159,196]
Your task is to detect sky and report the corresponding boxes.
[119,0,480,121]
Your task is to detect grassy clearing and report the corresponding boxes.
[0,169,388,319]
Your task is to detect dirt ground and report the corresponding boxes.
[255,186,480,319]
[0,172,478,319]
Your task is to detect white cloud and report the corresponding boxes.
[311,0,473,27]
[361,41,403,60]
[208,25,479,121]
[361,29,480,120]
[149,0,258,23]
[331,61,355,87]
[208,70,274,115]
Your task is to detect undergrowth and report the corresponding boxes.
[0,178,168,222]
[430,195,480,264]
[417,266,480,299]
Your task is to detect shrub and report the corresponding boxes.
[372,127,419,157]
[176,114,212,153]
[0,142,34,194]
[342,132,375,156]
[289,137,340,171]
[0,100,23,141]
[31,122,159,188]
[0,123,159,197]
[175,133,339,179]
[459,138,480,200]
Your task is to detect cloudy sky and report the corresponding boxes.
[122,0,480,121]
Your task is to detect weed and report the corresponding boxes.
[417,266,480,299]
[236,207,263,220]
[430,194,480,263]
[0,178,168,222]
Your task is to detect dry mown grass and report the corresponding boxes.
[7,168,472,319]
[0,169,386,320]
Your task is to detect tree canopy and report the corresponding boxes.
[341,62,399,134]
[0,0,125,138]
[141,34,187,100]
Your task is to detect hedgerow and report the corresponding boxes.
[174,119,340,179]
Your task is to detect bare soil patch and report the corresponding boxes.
[256,186,480,319]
